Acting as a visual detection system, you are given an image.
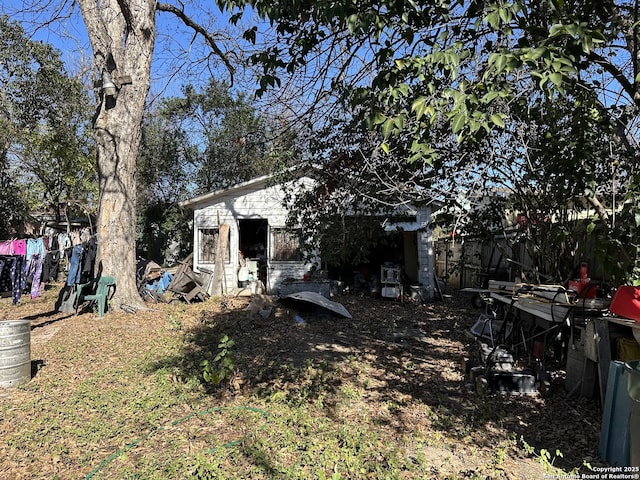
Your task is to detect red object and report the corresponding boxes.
[609,286,640,322]
[568,280,597,298]
[532,341,545,359]
[579,262,588,281]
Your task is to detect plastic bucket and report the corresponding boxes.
[626,360,640,466]
[238,267,249,282]
[0,320,31,388]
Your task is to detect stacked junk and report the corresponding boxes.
[464,281,574,397]
[137,255,211,304]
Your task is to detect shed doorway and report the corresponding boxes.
[238,218,268,286]
[326,229,419,293]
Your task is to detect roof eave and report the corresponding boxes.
[178,173,274,208]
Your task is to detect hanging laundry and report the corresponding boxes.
[26,253,43,299]
[66,244,84,286]
[0,256,25,304]
[71,230,82,246]
[50,234,59,251]
[58,233,72,251]
[42,250,61,283]
[82,236,97,278]
[0,241,13,255]
[12,239,26,257]
[14,257,25,304]
[26,237,46,260]
[23,238,47,299]
[80,228,92,243]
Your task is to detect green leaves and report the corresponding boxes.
[201,334,236,386]
[215,0,640,284]
[548,22,606,54]
[0,15,94,236]
[451,111,466,134]
[411,96,434,121]
[482,2,521,32]
[243,25,257,43]
[490,113,505,128]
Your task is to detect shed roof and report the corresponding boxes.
[178,174,276,209]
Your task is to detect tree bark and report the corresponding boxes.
[78,0,156,308]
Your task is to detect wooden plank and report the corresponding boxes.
[585,320,598,362]
[580,358,598,398]
[607,316,640,331]
[460,287,491,293]
[489,291,569,323]
[488,279,566,293]
[211,224,230,295]
[487,279,566,291]
[516,297,572,321]
[433,272,444,302]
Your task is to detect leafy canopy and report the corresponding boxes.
[219,0,614,160]
[0,15,95,236]
[217,0,640,281]
[136,79,301,262]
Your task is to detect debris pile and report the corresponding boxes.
[137,257,210,304]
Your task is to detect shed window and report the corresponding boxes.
[271,228,302,261]
[199,228,230,263]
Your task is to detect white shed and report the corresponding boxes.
[179,174,317,295]
[180,174,438,299]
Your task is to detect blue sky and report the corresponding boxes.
[1,1,366,124]
[1,1,262,102]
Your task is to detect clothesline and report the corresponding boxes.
[0,228,95,256]
[0,228,97,304]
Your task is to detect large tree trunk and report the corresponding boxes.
[78,0,156,308]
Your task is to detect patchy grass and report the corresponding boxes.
[0,286,604,479]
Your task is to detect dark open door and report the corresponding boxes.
[238,218,269,287]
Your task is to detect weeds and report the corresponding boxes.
[201,334,236,386]
[168,314,183,331]
[520,437,580,475]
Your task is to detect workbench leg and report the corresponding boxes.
[580,358,598,398]
[595,318,613,406]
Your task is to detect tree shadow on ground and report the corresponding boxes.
[146,293,604,474]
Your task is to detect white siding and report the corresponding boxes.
[191,178,313,294]
[416,208,436,300]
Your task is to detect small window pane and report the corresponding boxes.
[272,228,302,261]
[199,228,229,263]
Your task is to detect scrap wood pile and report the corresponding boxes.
[137,257,210,304]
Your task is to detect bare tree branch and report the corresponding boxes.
[587,50,636,104]
[156,2,235,82]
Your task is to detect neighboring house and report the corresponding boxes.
[179,173,439,299]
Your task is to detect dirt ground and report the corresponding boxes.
[0,285,609,478]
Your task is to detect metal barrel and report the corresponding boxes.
[0,320,31,388]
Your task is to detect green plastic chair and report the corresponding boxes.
[75,276,117,317]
